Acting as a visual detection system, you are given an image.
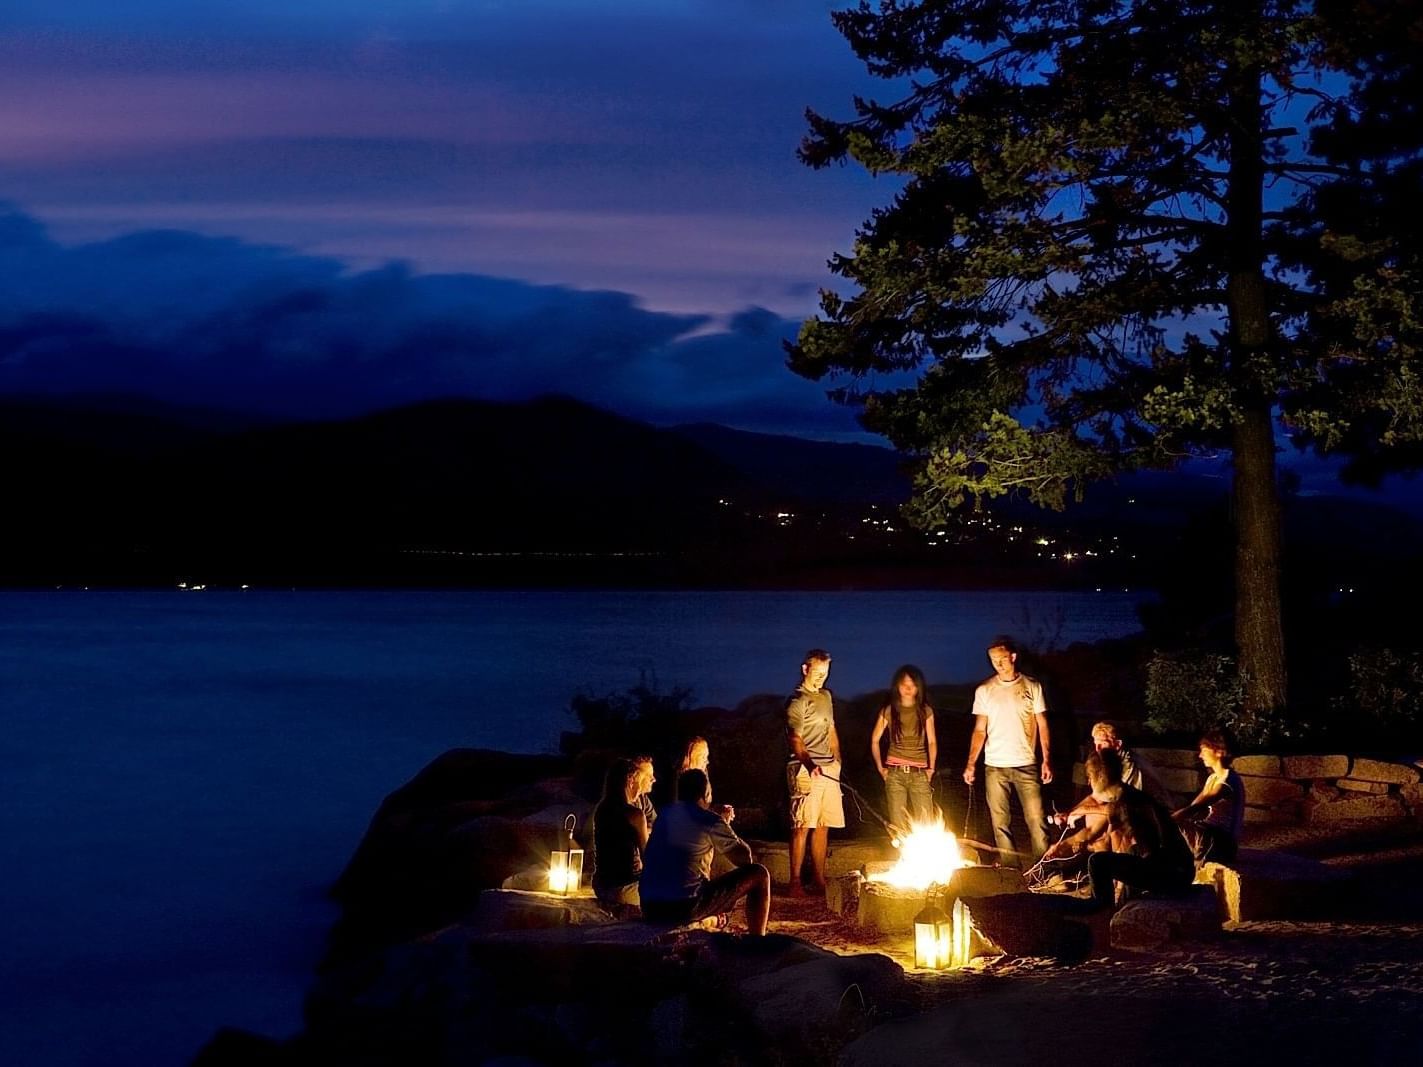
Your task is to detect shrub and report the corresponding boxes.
[1144,649,1250,741]
[562,670,696,755]
[1339,647,1423,742]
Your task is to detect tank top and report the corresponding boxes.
[884,703,930,766]
[592,800,643,889]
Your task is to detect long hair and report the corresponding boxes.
[887,664,930,746]
[679,736,709,774]
[599,757,636,807]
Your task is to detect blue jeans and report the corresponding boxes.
[984,764,1048,865]
[884,766,934,831]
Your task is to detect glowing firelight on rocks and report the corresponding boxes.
[868,821,971,889]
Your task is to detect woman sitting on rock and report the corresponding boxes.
[1173,730,1245,864]
[591,757,649,915]
[679,736,735,824]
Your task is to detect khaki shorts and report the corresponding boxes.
[788,760,845,829]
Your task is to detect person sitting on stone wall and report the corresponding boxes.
[1043,749,1195,909]
[1173,730,1245,864]
[640,769,769,935]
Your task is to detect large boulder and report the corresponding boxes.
[324,749,577,965]
[731,951,907,1059]
[304,919,694,1066]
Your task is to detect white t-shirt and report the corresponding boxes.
[972,673,1047,768]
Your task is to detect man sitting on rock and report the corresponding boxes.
[1043,749,1195,909]
[640,769,770,935]
[1041,723,1173,858]
[1090,722,1174,807]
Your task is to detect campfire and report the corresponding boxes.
[826,818,1018,967]
[864,821,971,889]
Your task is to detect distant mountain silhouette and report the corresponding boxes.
[1,392,1418,588]
[1,394,769,582]
[670,422,910,504]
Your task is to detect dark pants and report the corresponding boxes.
[1088,851,1193,908]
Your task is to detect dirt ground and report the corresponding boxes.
[748,820,1423,1062]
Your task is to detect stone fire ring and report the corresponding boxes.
[829,864,1027,935]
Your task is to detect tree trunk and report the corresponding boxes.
[1232,401,1287,727]
[1224,8,1288,731]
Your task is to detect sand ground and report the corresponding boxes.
[741,820,1423,1062]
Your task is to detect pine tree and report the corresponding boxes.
[790,0,1423,735]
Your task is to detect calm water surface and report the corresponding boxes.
[0,589,1147,1066]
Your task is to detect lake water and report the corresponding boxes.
[0,589,1147,1066]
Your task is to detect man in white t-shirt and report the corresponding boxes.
[962,637,1052,865]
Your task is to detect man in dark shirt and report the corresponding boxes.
[641,769,770,935]
[1044,749,1195,908]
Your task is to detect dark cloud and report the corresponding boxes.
[0,207,863,436]
[0,5,896,316]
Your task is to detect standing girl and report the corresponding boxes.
[870,664,938,834]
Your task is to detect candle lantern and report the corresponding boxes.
[913,900,952,970]
[548,813,584,895]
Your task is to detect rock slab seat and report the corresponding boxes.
[1194,847,1352,922]
[468,887,614,934]
[959,893,1097,961]
[1110,885,1220,949]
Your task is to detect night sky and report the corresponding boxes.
[1,1,900,436]
[2,1,1419,509]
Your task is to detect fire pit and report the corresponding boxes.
[826,822,1023,963]
[853,862,1025,934]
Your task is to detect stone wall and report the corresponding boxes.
[1071,750,1423,827]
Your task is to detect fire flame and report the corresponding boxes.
[869,820,971,889]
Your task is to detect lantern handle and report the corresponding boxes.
[564,813,577,834]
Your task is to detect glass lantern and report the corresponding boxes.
[548,813,584,895]
[913,901,952,970]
